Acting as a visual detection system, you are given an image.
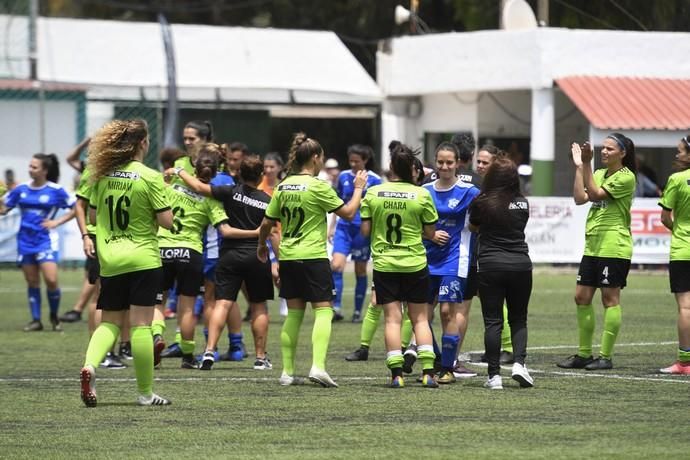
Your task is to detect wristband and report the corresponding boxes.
[81,233,90,239]
[174,167,183,176]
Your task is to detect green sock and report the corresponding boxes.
[577,304,595,358]
[600,305,622,359]
[175,330,182,344]
[151,319,166,337]
[281,309,305,376]
[386,351,404,369]
[84,322,120,368]
[131,326,154,396]
[312,308,334,370]
[417,344,435,371]
[501,303,513,352]
[180,339,195,355]
[360,304,382,347]
[401,313,413,349]
[678,348,690,363]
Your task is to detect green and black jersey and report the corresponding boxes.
[75,168,96,235]
[659,168,690,261]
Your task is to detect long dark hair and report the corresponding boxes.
[389,142,418,184]
[607,132,637,176]
[348,144,376,172]
[184,120,213,142]
[470,156,522,227]
[450,133,475,163]
[673,135,690,171]
[33,153,60,183]
[195,149,219,184]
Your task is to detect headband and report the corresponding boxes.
[606,134,626,152]
[682,136,690,147]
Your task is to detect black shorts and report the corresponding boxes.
[159,247,203,298]
[215,249,274,302]
[464,265,478,300]
[279,259,334,303]
[85,235,100,285]
[669,261,690,293]
[373,268,429,305]
[577,255,631,288]
[98,267,163,311]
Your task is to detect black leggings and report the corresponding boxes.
[478,270,532,377]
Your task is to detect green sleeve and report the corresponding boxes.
[360,194,371,220]
[314,179,344,212]
[265,191,280,220]
[659,174,678,211]
[207,198,229,226]
[603,169,635,200]
[148,172,171,212]
[420,189,439,225]
[90,180,100,209]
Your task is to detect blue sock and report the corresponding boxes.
[193,295,204,317]
[429,322,441,359]
[167,289,178,312]
[28,287,41,321]
[47,289,61,316]
[441,334,460,369]
[229,333,243,350]
[354,275,367,315]
[203,327,209,343]
[332,271,343,310]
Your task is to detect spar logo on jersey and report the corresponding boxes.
[278,184,307,192]
[447,198,459,209]
[39,194,50,203]
[107,170,140,180]
[378,191,417,200]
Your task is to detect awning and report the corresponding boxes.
[557,76,690,131]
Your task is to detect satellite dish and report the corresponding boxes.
[394,5,411,25]
[502,0,538,30]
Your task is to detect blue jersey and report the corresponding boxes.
[4,181,75,255]
[203,172,235,260]
[423,179,479,277]
[336,169,381,226]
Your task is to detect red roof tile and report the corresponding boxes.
[0,79,86,92]
[557,76,690,130]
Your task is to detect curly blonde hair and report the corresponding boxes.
[87,119,148,182]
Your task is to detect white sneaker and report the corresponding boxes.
[511,363,534,388]
[137,393,171,406]
[279,372,305,386]
[484,374,503,390]
[308,366,338,388]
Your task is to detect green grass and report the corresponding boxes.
[0,268,688,459]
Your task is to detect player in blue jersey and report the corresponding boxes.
[423,142,480,383]
[328,144,382,322]
[1,153,76,331]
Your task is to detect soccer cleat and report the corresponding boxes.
[163,308,176,320]
[390,375,405,388]
[199,351,215,371]
[511,362,534,387]
[153,335,166,367]
[437,370,456,384]
[137,393,171,406]
[659,361,690,375]
[332,311,344,322]
[402,345,417,374]
[351,311,362,323]
[253,356,273,370]
[308,366,338,388]
[584,357,613,370]
[59,310,82,323]
[500,350,515,364]
[80,366,97,407]
[556,354,594,369]
[484,374,503,390]
[160,342,183,358]
[279,372,305,386]
[420,373,439,388]
[100,352,127,369]
[452,361,478,379]
[23,320,43,332]
[181,354,199,369]
[345,346,369,361]
[50,315,63,332]
[119,342,133,360]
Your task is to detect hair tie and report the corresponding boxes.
[607,134,626,152]
[683,136,690,147]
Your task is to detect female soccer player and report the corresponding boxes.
[423,142,479,384]
[469,156,533,389]
[1,153,75,332]
[329,145,382,322]
[79,119,173,407]
[658,135,690,375]
[557,134,636,371]
[257,132,367,387]
[360,143,439,388]
[169,155,273,371]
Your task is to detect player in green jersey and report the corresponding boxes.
[659,135,690,375]
[257,132,367,387]
[558,133,637,371]
[155,149,235,369]
[79,119,174,407]
[360,143,439,388]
